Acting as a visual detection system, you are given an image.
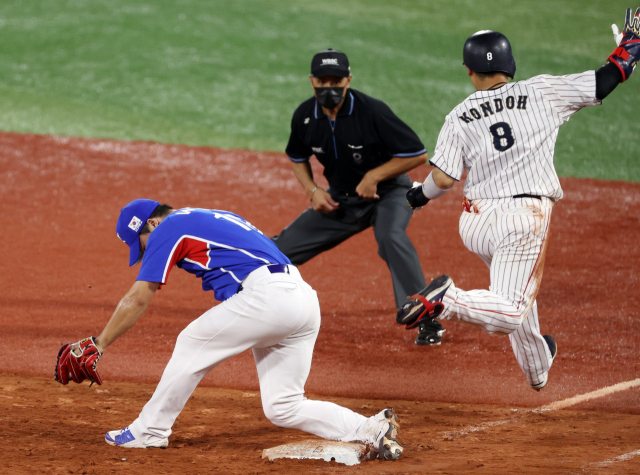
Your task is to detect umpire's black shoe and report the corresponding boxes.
[415,320,446,346]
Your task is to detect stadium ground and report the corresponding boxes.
[2,374,639,474]
[1,132,638,473]
[1,1,639,472]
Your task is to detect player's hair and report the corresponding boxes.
[140,204,174,235]
[474,71,502,80]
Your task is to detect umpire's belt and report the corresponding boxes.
[238,264,299,292]
[330,187,358,197]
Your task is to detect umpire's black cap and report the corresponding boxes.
[311,49,350,77]
[463,30,516,78]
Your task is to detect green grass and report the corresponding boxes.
[0,0,638,181]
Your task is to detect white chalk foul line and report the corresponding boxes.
[539,378,640,411]
[583,449,640,470]
[439,377,640,441]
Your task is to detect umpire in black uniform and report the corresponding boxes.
[272,49,445,346]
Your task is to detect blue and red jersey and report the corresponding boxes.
[136,208,290,301]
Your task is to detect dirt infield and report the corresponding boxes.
[1,131,639,473]
[3,375,640,475]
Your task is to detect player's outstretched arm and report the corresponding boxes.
[95,280,159,352]
[54,281,158,386]
[598,7,640,99]
[406,167,455,210]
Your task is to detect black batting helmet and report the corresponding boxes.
[463,30,516,78]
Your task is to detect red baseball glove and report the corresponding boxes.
[54,336,103,386]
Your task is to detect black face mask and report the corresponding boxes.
[315,87,344,110]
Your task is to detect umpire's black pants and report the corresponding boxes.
[272,182,426,309]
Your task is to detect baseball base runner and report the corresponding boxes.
[400,9,638,390]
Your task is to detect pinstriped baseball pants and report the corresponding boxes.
[439,197,554,387]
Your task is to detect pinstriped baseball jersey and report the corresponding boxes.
[430,72,601,201]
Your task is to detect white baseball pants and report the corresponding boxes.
[127,265,373,445]
[439,197,555,387]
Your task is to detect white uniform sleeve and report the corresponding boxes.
[429,114,465,181]
[527,72,602,122]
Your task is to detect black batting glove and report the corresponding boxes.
[406,183,430,210]
[608,7,640,82]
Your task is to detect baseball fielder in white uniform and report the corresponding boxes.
[399,10,639,390]
[54,199,403,460]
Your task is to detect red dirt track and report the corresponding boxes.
[1,131,639,473]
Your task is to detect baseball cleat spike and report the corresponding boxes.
[415,320,446,346]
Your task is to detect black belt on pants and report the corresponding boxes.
[238,264,290,292]
[513,194,542,200]
[266,264,290,274]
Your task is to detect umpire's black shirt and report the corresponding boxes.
[286,88,426,194]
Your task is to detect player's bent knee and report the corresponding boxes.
[506,314,525,334]
[173,325,204,356]
[174,332,189,349]
[482,313,523,335]
[262,399,301,429]
[263,407,292,428]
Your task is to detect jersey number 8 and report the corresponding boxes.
[489,122,515,152]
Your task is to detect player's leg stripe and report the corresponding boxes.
[442,295,521,332]
[527,313,544,379]
[516,200,552,312]
[523,314,540,380]
[443,295,521,318]
[518,320,539,381]
[511,321,529,380]
[532,309,547,374]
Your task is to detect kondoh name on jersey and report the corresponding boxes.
[458,95,529,124]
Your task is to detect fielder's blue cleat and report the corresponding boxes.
[105,426,168,449]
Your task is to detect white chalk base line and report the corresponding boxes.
[540,378,640,411]
[582,449,640,472]
[441,378,640,441]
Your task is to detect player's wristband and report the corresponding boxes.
[422,171,450,200]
